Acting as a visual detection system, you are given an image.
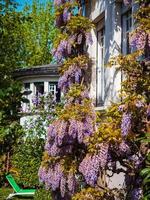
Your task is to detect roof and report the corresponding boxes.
[13,64,60,78]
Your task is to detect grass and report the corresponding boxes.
[0,188,12,200]
[0,188,52,200]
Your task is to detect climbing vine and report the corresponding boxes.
[39,0,150,200]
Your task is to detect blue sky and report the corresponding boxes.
[16,0,50,11]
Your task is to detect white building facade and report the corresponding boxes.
[83,0,138,188]
[14,64,60,113]
[84,0,137,109]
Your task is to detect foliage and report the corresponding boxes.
[0,77,25,186]
[20,0,56,67]
[34,188,52,200]
[0,0,56,69]
[39,0,150,200]
[0,0,56,187]
[0,187,52,200]
[0,188,13,200]
[140,153,150,200]
[39,1,96,200]
[0,0,18,13]
[12,94,60,187]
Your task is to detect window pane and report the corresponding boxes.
[122,9,132,54]
[96,27,105,106]
[34,82,44,95]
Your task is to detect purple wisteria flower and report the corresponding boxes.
[121,112,132,136]
[146,104,150,119]
[67,172,76,194]
[118,140,131,155]
[79,144,109,186]
[130,30,150,50]
[60,176,66,197]
[135,100,144,108]
[63,8,71,23]
[85,32,93,46]
[58,65,82,92]
[131,188,143,200]
[118,104,125,112]
[129,154,144,169]
[38,166,47,183]
[77,33,83,45]
[54,0,66,6]
[79,154,99,186]
[123,0,132,5]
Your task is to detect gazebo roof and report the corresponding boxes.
[13,64,60,79]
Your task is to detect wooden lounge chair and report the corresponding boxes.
[6,174,36,199]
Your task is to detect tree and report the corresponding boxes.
[0,0,18,13]
[0,0,25,186]
[0,0,56,186]
[12,94,60,187]
[20,0,56,67]
[38,0,96,199]
[39,0,150,200]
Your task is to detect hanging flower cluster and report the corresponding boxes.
[79,143,109,186]
[39,0,150,199]
[39,1,97,199]
[123,0,132,5]
[130,29,150,50]
[39,159,77,197]
[58,55,89,92]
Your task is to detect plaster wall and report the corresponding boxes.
[86,0,122,107]
[86,0,125,189]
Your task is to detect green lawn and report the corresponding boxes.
[0,188,51,200]
[0,188,33,200]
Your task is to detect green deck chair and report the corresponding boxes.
[6,174,36,199]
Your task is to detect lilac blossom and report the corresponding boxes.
[121,112,132,136]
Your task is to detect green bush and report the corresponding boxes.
[34,188,52,200]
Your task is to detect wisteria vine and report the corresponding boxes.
[39,0,150,200]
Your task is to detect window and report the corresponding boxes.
[96,27,105,106]
[122,9,132,54]
[34,82,44,96]
[49,83,57,96]
[49,82,61,102]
